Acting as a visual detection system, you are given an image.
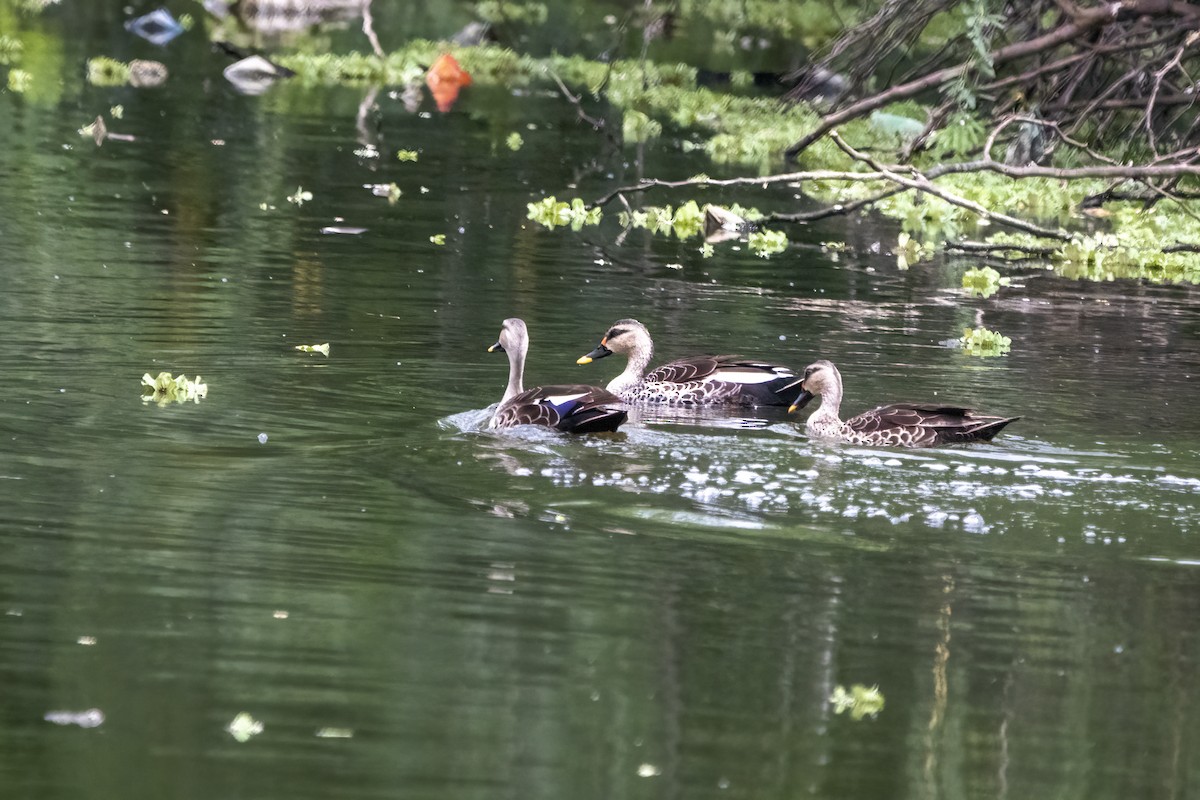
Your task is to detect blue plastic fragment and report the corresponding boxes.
[125,8,185,46]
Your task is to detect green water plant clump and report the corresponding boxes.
[141,372,208,405]
[962,266,1008,298]
[830,684,885,720]
[748,229,788,258]
[86,56,130,87]
[960,326,1011,357]
[527,196,602,231]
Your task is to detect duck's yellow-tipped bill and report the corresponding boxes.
[576,355,593,365]
[488,342,503,353]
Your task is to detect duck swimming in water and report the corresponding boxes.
[577,318,803,407]
[787,359,1019,447]
[489,318,627,434]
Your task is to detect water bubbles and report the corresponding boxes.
[962,512,988,533]
[257,433,268,444]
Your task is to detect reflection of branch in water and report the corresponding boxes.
[361,0,384,58]
[356,85,380,151]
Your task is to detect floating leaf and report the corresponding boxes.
[962,266,1008,298]
[506,132,524,151]
[315,727,354,739]
[526,196,601,230]
[227,712,263,743]
[960,326,1012,357]
[671,200,705,239]
[429,234,446,245]
[830,684,885,720]
[294,343,330,356]
[748,229,788,258]
[8,69,32,93]
[287,186,312,206]
[396,149,419,162]
[141,372,208,405]
[897,232,934,270]
[86,57,131,87]
[0,35,23,66]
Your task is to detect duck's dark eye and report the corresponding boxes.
[607,328,625,339]
[804,366,815,379]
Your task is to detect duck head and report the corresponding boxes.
[577,319,649,364]
[786,359,839,413]
[489,317,529,358]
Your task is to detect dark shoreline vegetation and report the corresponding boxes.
[8,0,1200,291]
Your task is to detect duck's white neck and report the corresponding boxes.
[500,348,525,407]
[807,378,843,429]
[608,339,653,394]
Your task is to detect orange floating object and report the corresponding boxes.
[425,53,472,112]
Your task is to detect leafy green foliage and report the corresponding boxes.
[623,109,662,144]
[7,67,30,92]
[960,326,1011,357]
[830,684,885,720]
[748,229,788,257]
[474,1,548,24]
[928,113,986,159]
[962,266,1008,297]
[527,196,602,230]
[505,132,524,151]
[896,232,934,270]
[141,372,207,405]
[0,34,22,65]
[86,56,130,86]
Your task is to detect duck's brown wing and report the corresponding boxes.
[493,385,627,434]
[646,356,800,406]
[645,356,725,384]
[847,404,1019,446]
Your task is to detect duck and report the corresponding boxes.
[576,318,803,407]
[787,359,1019,447]
[488,318,628,434]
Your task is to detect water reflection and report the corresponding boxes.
[1,3,1198,800]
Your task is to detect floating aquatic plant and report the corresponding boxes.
[962,265,1008,297]
[429,234,446,245]
[141,372,207,405]
[86,56,130,87]
[7,69,31,93]
[226,712,263,743]
[960,326,1012,357]
[0,35,23,65]
[294,343,329,356]
[396,149,419,162]
[896,232,934,270]
[748,229,788,258]
[830,684,885,720]
[505,132,523,151]
[526,196,601,231]
[287,186,312,206]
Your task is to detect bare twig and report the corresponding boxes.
[764,185,908,223]
[946,240,1058,255]
[547,70,620,148]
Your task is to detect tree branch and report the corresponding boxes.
[828,130,1072,240]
